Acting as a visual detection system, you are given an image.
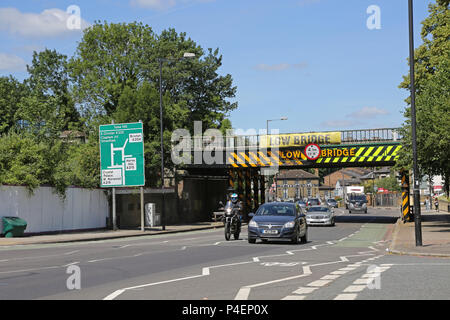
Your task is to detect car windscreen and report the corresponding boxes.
[307,207,329,213]
[256,205,296,216]
[308,199,319,204]
[351,195,366,201]
[327,199,336,203]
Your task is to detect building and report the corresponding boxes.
[322,168,372,198]
[276,169,320,201]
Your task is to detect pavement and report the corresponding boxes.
[0,222,224,246]
[389,206,450,257]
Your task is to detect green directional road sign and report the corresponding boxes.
[99,122,145,188]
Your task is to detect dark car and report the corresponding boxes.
[326,198,338,208]
[248,202,308,244]
[348,194,368,214]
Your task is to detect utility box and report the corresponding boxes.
[145,203,160,227]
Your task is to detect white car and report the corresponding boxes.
[306,206,335,226]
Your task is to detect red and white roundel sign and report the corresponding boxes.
[305,143,321,161]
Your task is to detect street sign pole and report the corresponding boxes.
[111,120,117,231]
[140,120,145,232]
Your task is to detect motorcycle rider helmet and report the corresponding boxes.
[231,193,238,204]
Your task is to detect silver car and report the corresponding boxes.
[306,206,335,226]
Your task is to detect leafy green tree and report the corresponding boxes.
[396,0,450,195]
[0,76,26,134]
[15,49,80,138]
[70,21,238,185]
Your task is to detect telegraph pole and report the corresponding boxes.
[408,0,422,246]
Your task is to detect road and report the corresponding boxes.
[0,207,449,300]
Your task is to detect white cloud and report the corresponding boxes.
[349,106,389,118]
[321,120,359,129]
[0,53,26,71]
[0,7,89,38]
[321,106,390,129]
[131,0,215,10]
[131,0,176,10]
[255,62,308,71]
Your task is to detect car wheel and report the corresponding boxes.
[248,238,256,244]
[331,219,335,227]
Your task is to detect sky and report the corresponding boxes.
[0,0,435,134]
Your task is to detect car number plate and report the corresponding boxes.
[263,230,278,234]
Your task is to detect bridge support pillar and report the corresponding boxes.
[401,169,413,222]
[228,169,236,191]
[260,173,266,205]
[245,169,252,221]
[252,169,259,210]
[237,169,244,212]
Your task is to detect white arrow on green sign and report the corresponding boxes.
[99,122,145,188]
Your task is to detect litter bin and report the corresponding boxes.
[2,217,27,238]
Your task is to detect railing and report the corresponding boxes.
[189,128,402,150]
[340,128,402,144]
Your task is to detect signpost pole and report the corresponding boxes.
[112,188,117,231]
[140,186,144,232]
[111,120,117,231]
[139,120,145,232]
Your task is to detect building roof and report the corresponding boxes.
[277,169,319,180]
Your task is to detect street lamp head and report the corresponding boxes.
[183,52,196,58]
[280,117,288,121]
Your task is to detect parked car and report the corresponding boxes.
[326,198,338,208]
[248,202,308,244]
[306,205,335,226]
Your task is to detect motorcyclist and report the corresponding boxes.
[226,193,242,228]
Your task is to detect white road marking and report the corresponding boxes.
[334,293,357,300]
[321,274,341,280]
[343,285,366,293]
[307,280,332,287]
[293,287,317,295]
[282,295,306,300]
[234,287,251,300]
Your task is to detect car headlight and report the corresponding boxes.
[284,221,295,228]
[362,203,367,208]
[249,220,258,228]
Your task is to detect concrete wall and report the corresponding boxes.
[0,185,109,235]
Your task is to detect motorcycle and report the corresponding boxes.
[220,201,241,241]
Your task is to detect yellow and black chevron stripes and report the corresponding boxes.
[402,192,410,218]
[225,144,402,168]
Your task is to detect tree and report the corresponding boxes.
[70,21,238,185]
[15,49,80,138]
[396,0,450,195]
[0,76,25,134]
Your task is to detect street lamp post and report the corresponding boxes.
[408,0,422,246]
[266,117,287,201]
[158,52,195,231]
